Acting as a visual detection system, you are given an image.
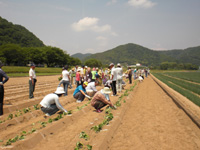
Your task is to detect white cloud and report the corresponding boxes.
[128,0,156,8]
[71,17,112,33]
[106,0,117,6]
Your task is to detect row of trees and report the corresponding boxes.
[159,62,199,70]
[0,44,81,67]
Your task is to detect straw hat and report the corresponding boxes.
[55,87,65,94]
[101,87,112,94]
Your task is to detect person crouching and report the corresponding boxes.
[73,81,91,103]
[40,87,68,116]
[91,87,113,113]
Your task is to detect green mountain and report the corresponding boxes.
[0,16,44,47]
[83,43,200,66]
[71,53,92,61]
[159,46,200,66]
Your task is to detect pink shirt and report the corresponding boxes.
[76,72,80,81]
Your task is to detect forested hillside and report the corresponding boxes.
[71,53,92,61]
[84,43,200,67]
[0,16,44,47]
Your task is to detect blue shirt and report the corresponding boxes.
[73,85,86,96]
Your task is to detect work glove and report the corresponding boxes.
[0,82,3,85]
[85,95,91,100]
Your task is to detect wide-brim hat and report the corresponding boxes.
[55,87,65,94]
[101,87,112,94]
[109,63,114,67]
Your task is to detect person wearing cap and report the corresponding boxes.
[115,63,123,93]
[73,81,91,103]
[86,80,99,97]
[0,61,9,116]
[109,63,117,96]
[91,87,113,113]
[40,87,68,116]
[29,64,37,99]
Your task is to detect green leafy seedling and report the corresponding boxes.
[0,140,3,142]
[40,122,47,127]
[79,131,89,141]
[7,113,13,120]
[33,104,39,110]
[87,144,92,150]
[48,118,53,123]
[67,110,72,115]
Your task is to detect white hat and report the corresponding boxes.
[109,63,114,67]
[55,87,65,94]
[101,87,112,94]
[117,63,121,67]
[77,67,81,71]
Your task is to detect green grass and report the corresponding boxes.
[2,66,62,77]
[152,73,200,106]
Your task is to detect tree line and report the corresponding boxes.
[0,44,81,67]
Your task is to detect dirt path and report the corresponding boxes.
[108,76,200,150]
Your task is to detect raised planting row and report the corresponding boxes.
[73,82,137,150]
[0,82,137,150]
[152,73,200,106]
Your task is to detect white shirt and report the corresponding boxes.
[29,68,36,80]
[86,82,97,92]
[40,93,67,113]
[111,67,117,81]
[115,67,123,80]
[62,70,69,81]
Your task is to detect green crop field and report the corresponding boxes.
[152,71,200,107]
[2,66,62,77]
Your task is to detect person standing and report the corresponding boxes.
[61,65,70,96]
[115,63,123,93]
[128,67,132,84]
[0,61,9,116]
[109,63,117,96]
[29,64,37,99]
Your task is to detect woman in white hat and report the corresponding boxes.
[40,87,68,116]
[91,87,113,113]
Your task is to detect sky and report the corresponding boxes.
[0,0,200,55]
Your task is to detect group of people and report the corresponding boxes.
[40,62,128,116]
[0,60,148,117]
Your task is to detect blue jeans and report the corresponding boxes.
[63,80,70,96]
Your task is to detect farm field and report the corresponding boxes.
[0,75,200,150]
[152,71,200,107]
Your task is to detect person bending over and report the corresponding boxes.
[40,87,68,116]
[91,87,113,113]
[86,81,99,97]
[73,81,91,103]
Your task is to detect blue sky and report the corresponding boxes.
[0,0,200,55]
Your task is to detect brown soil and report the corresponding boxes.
[0,75,200,150]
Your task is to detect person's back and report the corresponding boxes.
[62,70,69,81]
[40,93,58,107]
[115,67,123,80]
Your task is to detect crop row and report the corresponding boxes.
[73,82,137,150]
[163,71,200,83]
[153,73,200,106]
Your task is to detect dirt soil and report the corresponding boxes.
[1,75,200,150]
[108,76,200,150]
